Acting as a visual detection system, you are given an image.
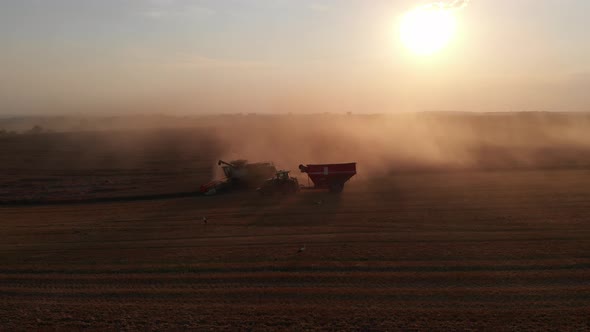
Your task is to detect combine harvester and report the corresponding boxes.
[299,163,357,193]
[200,160,276,195]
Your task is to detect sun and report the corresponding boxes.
[399,5,457,56]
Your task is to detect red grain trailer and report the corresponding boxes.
[298,163,356,193]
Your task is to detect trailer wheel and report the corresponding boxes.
[329,183,344,193]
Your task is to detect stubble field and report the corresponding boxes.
[1,114,590,330]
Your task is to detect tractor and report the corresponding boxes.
[257,170,300,195]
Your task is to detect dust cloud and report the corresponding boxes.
[2,112,590,202]
[209,113,590,178]
[3,112,590,182]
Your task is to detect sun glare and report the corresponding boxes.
[399,5,457,56]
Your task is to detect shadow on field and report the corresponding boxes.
[245,190,344,227]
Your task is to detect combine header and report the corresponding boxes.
[299,163,356,193]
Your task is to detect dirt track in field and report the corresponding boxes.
[2,169,590,330]
[2,115,590,330]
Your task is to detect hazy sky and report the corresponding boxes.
[1,0,589,114]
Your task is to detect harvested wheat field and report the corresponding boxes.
[5,0,590,328]
[1,114,590,331]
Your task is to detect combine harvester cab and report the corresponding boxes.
[299,163,356,193]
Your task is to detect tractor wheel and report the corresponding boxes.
[292,183,300,193]
[281,185,294,195]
